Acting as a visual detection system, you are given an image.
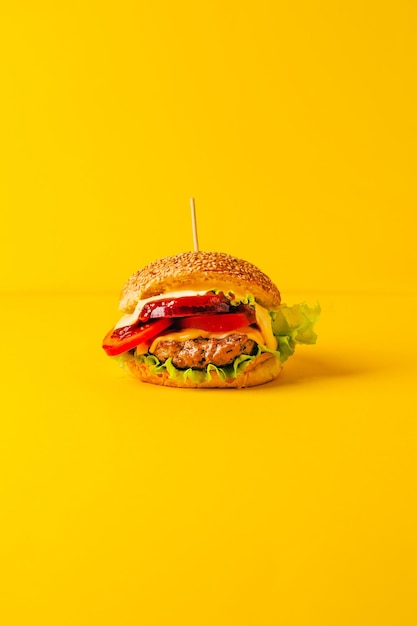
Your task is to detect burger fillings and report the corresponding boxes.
[102,251,320,388]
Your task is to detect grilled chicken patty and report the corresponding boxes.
[151,334,257,370]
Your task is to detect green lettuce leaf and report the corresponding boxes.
[270,302,321,363]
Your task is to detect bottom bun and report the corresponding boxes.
[125,352,281,389]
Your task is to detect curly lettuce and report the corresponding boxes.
[270,302,321,363]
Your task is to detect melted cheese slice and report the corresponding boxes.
[254,303,278,350]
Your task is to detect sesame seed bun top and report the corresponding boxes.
[119,251,281,313]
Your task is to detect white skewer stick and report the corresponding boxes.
[190,197,199,252]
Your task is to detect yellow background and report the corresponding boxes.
[1,2,417,625]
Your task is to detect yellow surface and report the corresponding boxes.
[1,1,417,624]
[1,292,417,625]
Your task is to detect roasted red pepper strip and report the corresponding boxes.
[102,319,173,356]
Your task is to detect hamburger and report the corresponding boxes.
[102,251,320,388]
